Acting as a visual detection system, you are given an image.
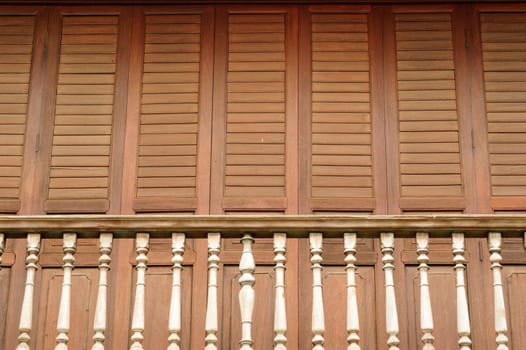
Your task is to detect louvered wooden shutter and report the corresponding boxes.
[394,11,466,211]
[133,12,206,213]
[308,10,375,212]
[0,14,36,213]
[45,14,120,213]
[212,9,295,213]
[480,11,526,210]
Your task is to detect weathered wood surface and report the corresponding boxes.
[1,215,526,237]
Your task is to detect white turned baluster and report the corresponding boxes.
[0,233,4,269]
[416,233,435,350]
[55,233,77,350]
[381,233,400,350]
[91,233,113,350]
[239,234,255,350]
[273,233,287,350]
[309,232,325,350]
[452,233,472,350]
[129,233,149,350]
[488,232,509,350]
[16,233,41,350]
[168,233,185,350]
[205,233,221,350]
[344,233,360,350]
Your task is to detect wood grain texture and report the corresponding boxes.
[47,14,119,208]
[0,14,35,209]
[135,13,202,206]
[224,12,287,200]
[481,12,526,203]
[395,11,464,207]
[310,11,374,206]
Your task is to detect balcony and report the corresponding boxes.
[0,214,525,349]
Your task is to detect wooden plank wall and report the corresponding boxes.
[0,4,525,215]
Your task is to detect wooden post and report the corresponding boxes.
[344,233,360,350]
[239,234,255,350]
[54,233,77,350]
[488,232,509,350]
[416,232,435,350]
[381,233,400,350]
[129,233,149,350]
[205,233,221,350]
[91,233,113,350]
[16,233,41,350]
[167,233,185,350]
[273,233,287,350]
[309,232,325,350]
[452,233,472,350]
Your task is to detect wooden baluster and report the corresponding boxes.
[205,233,221,350]
[488,232,509,350]
[273,233,287,350]
[129,233,149,350]
[0,233,4,269]
[55,233,77,350]
[239,234,255,350]
[309,232,325,350]
[381,233,400,350]
[91,233,113,350]
[452,233,472,350]
[168,233,185,350]
[16,233,41,350]
[416,232,435,350]
[344,233,360,350]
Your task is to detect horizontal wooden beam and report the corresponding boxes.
[0,214,525,238]
[0,0,522,4]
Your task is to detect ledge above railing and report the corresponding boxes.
[1,214,526,238]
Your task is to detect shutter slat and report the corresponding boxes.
[136,13,202,202]
[481,12,526,203]
[224,13,287,198]
[0,15,35,207]
[310,12,374,203]
[48,15,118,205]
[396,12,463,204]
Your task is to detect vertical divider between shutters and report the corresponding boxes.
[285,6,299,214]
[370,6,389,214]
[108,7,133,214]
[297,6,312,214]
[27,7,62,214]
[196,7,215,215]
[467,5,492,213]
[209,6,228,214]
[452,5,478,214]
[380,7,401,215]
[120,6,144,214]
[18,6,48,214]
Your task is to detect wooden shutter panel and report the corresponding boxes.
[45,14,120,213]
[225,13,286,199]
[0,14,35,213]
[480,11,526,210]
[212,8,296,213]
[394,11,465,211]
[308,10,375,212]
[134,13,203,212]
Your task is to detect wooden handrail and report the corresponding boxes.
[0,214,526,238]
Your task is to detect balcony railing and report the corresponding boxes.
[1,214,525,350]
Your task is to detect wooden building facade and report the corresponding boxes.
[1,1,526,349]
